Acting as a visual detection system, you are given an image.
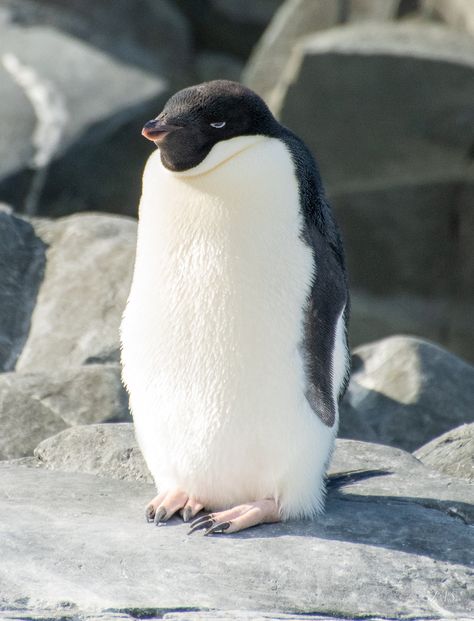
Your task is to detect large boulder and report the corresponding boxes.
[16,213,136,371]
[414,423,474,483]
[0,365,130,460]
[34,423,149,483]
[243,0,409,106]
[1,439,472,618]
[0,208,45,372]
[0,12,167,217]
[340,336,474,451]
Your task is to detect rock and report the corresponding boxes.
[243,0,340,105]
[274,23,474,197]
[414,423,474,483]
[194,52,244,83]
[0,14,167,217]
[243,0,409,105]
[267,23,474,361]
[0,209,45,372]
[0,439,472,618]
[1,0,191,80]
[422,0,474,37]
[349,290,452,352]
[340,336,474,452]
[16,213,136,371]
[0,365,130,460]
[0,374,68,461]
[175,0,284,60]
[34,423,150,483]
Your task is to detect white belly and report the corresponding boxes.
[121,136,335,518]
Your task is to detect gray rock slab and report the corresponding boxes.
[0,209,45,372]
[34,423,149,483]
[340,336,474,452]
[414,424,474,483]
[244,0,408,105]
[16,213,136,371]
[275,23,474,192]
[0,365,130,459]
[0,438,473,619]
[0,18,166,216]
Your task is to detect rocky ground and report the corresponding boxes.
[0,1,473,620]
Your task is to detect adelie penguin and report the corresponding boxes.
[121,80,350,535]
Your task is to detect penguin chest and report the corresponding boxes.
[121,138,315,480]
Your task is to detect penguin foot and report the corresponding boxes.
[145,490,204,525]
[188,498,280,535]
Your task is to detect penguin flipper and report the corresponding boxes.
[301,222,350,428]
[281,129,350,429]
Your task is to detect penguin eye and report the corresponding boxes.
[210,121,226,129]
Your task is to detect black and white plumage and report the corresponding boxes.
[120,80,350,533]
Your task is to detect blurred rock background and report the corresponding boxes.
[0,2,473,618]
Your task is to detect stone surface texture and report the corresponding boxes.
[0,366,130,459]
[414,423,474,483]
[340,336,474,452]
[34,423,149,482]
[0,439,472,619]
[422,0,474,37]
[0,209,45,372]
[0,11,167,216]
[16,213,136,371]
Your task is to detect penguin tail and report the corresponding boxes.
[326,469,392,489]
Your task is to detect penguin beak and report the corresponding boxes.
[142,119,182,143]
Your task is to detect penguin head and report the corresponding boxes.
[142,80,280,172]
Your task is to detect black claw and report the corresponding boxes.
[145,506,155,523]
[182,506,192,523]
[187,514,214,535]
[154,506,167,525]
[204,521,231,536]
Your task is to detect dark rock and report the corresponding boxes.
[0,209,45,372]
[244,0,408,105]
[194,52,244,83]
[340,336,474,452]
[175,0,284,60]
[1,0,192,79]
[275,22,474,210]
[0,438,472,618]
[0,14,167,217]
[0,365,130,460]
[414,423,474,483]
[16,213,136,371]
[349,290,451,352]
[34,423,149,482]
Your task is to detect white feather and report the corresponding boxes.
[121,135,337,519]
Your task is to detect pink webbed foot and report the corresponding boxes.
[145,490,204,525]
[188,498,281,535]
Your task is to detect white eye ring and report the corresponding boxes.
[210,121,226,129]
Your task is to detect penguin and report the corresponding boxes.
[120,80,350,535]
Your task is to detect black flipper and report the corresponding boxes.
[281,129,350,427]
